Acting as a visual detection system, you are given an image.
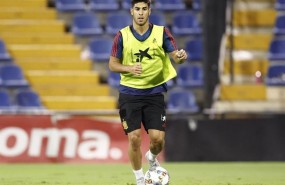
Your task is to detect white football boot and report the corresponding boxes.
[145,151,160,171]
[136,177,145,185]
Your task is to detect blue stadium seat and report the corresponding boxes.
[167,88,199,113]
[88,38,113,62]
[15,89,46,113]
[0,89,15,112]
[0,90,11,107]
[149,12,166,26]
[185,38,203,61]
[275,0,285,11]
[171,12,201,35]
[192,0,201,11]
[268,39,285,61]
[108,71,120,88]
[0,64,29,88]
[106,12,132,35]
[177,64,203,87]
[155,0,186,11]
[55,0,86,12]
[274,15,285,35]
[266,64,285,86]
[122,0,132,9]
[166,79,175,88]
[72,12,103,36]
[15,89,43,107]
[0,40,12,61]
[90,0,119,11]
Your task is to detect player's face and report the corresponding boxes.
[131,2,151,26]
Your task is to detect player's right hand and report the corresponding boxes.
[130,63,142,76]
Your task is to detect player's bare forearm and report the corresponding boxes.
[109,56,130,72]
[109,56,142,75]
[170,49,188,64]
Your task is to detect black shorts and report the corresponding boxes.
[119,93,167,135]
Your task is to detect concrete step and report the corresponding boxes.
[223,59,268,75]
[17,60,92,71]
[0,0,47,8]
[234,9,276,27]
[226,34,272,50]
[26,70,99,85]
[0,8,56,20]
[1,33,74,45]
[34,84,111,96]
[8,44,81,58]
[220,84,266,100]
[0,20,65,32]
[41,96,117,110]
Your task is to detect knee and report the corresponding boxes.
[150,136,164,147]
[129,133,142,149]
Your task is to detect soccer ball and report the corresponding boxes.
[144,166,170,185]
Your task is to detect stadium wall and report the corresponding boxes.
[0,115,165,163]
[2,115,284,163]
[165,117,285,161]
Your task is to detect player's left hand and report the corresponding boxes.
[176,49,187,59]
[176,49,187,63]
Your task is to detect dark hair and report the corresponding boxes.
[131,0,150,7]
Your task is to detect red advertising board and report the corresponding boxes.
[0,115,163,163]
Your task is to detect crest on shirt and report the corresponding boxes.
[134,47,152,62]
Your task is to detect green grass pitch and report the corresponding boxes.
[0,162,285,185]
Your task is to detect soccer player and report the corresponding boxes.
[109,0,188,184]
